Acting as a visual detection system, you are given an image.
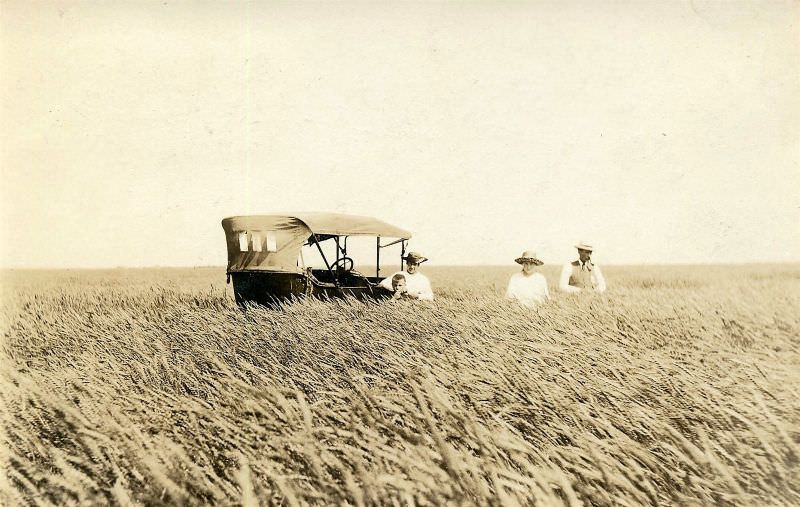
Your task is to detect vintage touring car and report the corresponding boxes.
[222,213,411,305]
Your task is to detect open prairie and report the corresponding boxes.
[1,265,799,506]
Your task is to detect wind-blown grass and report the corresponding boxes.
[1,265,799,505]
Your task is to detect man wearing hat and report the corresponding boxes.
[506,250,550,307]
[378,251,434,300]
[559,242,606,293]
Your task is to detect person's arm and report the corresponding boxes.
[593,264,607,293]
[542,275,550,299]
[505,275,518,299]
[378,274,395,290]
[414,276,434,301]
[416,286,434,301]
[559,263,581,293]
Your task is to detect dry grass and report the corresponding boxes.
[1,265,799,506]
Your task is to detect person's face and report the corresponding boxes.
[521,261,537,275]
[578,249,592,263]
[406,261,419,274]
[392,278,406,292]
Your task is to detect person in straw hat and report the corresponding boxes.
[378,251,434,300]
[559,241,606,293]
[505,250,550,307]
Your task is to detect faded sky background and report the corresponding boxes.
[1,1,798,268]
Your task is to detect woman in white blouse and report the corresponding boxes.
[378,251,434,301]
[505,250,550,307]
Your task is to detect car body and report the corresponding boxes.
[221,213,411,305]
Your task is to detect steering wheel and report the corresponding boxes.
[331,256,354,272]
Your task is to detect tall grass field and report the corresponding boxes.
[2,265,799,505]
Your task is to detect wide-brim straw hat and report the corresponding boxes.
[574,242,594,252]
[402,251,428,264]
[515,250,543,265]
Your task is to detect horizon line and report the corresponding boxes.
[2,260,800,271]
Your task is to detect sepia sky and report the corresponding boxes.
[1,1,798,268]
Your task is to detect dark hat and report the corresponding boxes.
[515,250,543,266]
[402,251,428,264]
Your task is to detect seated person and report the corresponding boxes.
[378,251,434,300]
[506,250,549,307]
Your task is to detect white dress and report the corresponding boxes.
[505,272,549,307]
